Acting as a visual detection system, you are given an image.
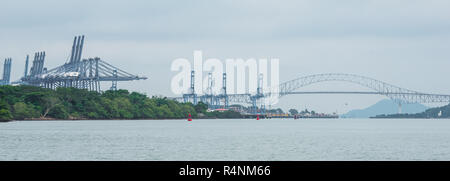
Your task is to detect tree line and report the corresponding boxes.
[373,103,450,118]
[0,85,241,121]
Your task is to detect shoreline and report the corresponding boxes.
[1,117,253,122]
[3,117,450,123]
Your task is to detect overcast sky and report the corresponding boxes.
[1,0,450,113]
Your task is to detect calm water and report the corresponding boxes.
[1,119,450,161]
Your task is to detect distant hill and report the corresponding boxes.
[374,103,450,118]
[341,99,428,118]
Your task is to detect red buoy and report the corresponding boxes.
[188,113,192,121]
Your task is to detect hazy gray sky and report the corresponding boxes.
[1,0,450,113]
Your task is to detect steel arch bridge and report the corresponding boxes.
[173,73,450,111]
[277,73,450,104]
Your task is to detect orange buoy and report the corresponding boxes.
[188,113,192,121]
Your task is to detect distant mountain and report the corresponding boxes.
[374,103,450,118]
[341,99,428,118]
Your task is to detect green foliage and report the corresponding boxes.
[0,109,12,121]
[12,102,40,119]
[374,103,450,118]
[0,99,12,121]
[195,102,208,113]
[288,109,298,115]
[267,108,284,114]
[204,110,242,119]
[0,85,242,121]
[47,104,69,119]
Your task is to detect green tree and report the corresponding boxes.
[195,102,208,113]
[276,108,284,114]
[0,109,12,121]
[114,97,134,119]
[0,85,243,120]
[0,99,12,121]
[13,102,39,119]
[288,109,298,115]
[47,104,69,119]
[42,96,60,118]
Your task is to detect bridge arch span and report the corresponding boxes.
[278,73,450,104]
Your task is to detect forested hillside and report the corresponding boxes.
[0,85,240,121]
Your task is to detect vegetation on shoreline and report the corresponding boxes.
[373,103,450,119]
[0,85,241,121]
